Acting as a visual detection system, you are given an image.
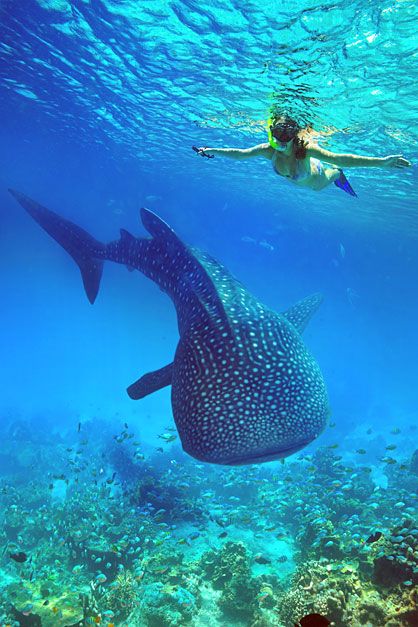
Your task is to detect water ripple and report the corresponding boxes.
[0,0,417,233]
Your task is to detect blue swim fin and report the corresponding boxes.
[334,170,357,197]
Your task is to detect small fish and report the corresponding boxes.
[356,449,367,455]
[254,554,271,565]
[385,444,397,451]
[78,422,81,432]
[106,472,117,485]
[158,433,177,443]
[10,551,28,563]
[365,531,383,544]
[366,428,373,435]
[213,516,228,528]
[327,443,339,449]
[329,422,336,428]
[188,531,200,541]
[43,600,49,606]
[218,531,227,539]
[390,427,401,435]
[381,456,397,464]
[71,564,84,575]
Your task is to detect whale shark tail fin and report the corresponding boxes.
[9,189,104,304]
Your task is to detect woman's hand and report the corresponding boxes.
[382,155,411,168]
[192,146,214,158]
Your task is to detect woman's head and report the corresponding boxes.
[269,116,299,144]
[268,114,308,159]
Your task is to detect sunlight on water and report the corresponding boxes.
[1,0,417,232]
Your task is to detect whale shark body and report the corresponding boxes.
[10,189,329,465]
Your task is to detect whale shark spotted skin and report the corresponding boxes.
[10,189,329,465]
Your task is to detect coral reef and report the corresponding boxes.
[139,582,196,626]
[1,417,417,626]
[371,518,418,588]
[201,541,259,622]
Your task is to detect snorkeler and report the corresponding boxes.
[193,115,411,196]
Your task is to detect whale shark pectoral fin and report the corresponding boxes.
[282,292,323,333]
[127,363,173,400]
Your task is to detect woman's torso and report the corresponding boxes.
[269,147,338,191]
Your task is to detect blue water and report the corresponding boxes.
[1,1,418,625]
[1,0,417,444]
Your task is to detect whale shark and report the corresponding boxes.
[10,189,329,465]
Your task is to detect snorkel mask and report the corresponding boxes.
[267,118,298,150]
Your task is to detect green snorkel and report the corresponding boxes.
[267,117,280,150]
[267,117,299,149]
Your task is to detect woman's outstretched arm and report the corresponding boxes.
[197,143,271,160]
[307,145,411,169]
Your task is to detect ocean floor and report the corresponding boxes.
[0,416,417,626]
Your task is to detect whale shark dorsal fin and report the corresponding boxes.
[140,207,228,325]
[127,363,173,400]
[282,293,323,333]
[120,228,136,245]
[140,207,177,242]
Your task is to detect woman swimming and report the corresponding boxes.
[194,115,411,196]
